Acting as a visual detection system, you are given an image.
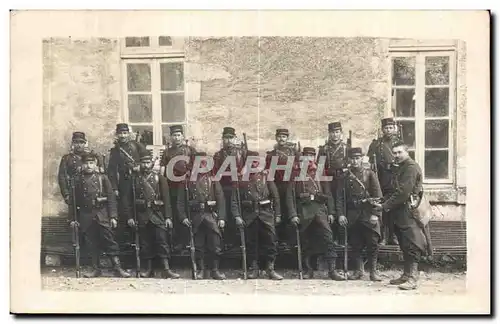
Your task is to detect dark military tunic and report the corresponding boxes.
[335,167,382,260]
[132,171,173,259]
[58,150,104,200]
[231,172,285,263]
[289,172,337,260]
[382,158,427,259]
[69,172,120,256]
[367,135,400,193]
[177,174,227,258]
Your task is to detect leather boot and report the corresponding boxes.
[348,257,364,280]
[302,256,314,279]
[84,252,102,278]
[369,253,383,282]
[110,256,131,278]
[328,258,346,281]
[265,260,283,280]
[389,260,410,285]
[140,259,153,278]
[210,259,226,280]
[247,260,259,279]
[195,257,205,279]
[161,258,180,279]
[398,262,418,290]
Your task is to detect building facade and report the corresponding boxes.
[43,36,467,221]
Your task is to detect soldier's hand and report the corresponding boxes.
[338,215,348,227]
[110,218,118,229]
[369,215,379,225]
[114,190,120,198]
[132,166,140,172]
[290,216,300,227]
[218,220,225,229]
[235,217,244,228]
[165,218,173,229]
[182,218,191,227]
[64,195,70,205]
[275,215,281,225]
[69,221,79,228]
[127,219,136,228]
[372,202,383,211]
[327,214,334,225]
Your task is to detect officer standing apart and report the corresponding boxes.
[289,147,345,280]
[367,117,401,245]
[177,152,227,280]
[127,153,180,279]
[372,141,429,290]
[231,151,284,280]
[317,122,349,247]
[69,153,130,278]
[335,147,383,281]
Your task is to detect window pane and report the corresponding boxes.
[159,36,173,46]
[425,150,449,179]
[394,88,415,117]
[129,125,154,145]
[162,124,185,145]
[425,56,450,85]
[161,93,185,123]
[128,95,152,123]
[160,62,184,91]
[125,37,150,47]
[127,63,151,92]
[425,88,449,117]
[392,57,416,86]
[396,120,416,149]
[425,120,449,149]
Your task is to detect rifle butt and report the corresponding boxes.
[295,227,303,279]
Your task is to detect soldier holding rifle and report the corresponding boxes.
[288,147,345,281]
[335,147,383,281]
[231,151,284,280]
[126,153,180,279]
[177,152,227,280]
[68,153,130,278]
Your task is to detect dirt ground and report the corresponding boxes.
[41,267,466,295]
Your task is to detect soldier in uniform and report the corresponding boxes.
[177,152,227,280]
[213,126,244,250]
[372,142,429,290]
[126,154,180,279]
[231,152,284,280]
[367,117,401,245]
[58,131,104,205]
[335,147,383,281]
[317,122,348,246]
[289,147,345,281]
[107,123,149,221]
[69,153,130,278]
[265,128,300,249]
[160,125,197,251]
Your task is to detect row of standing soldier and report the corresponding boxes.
[58,118,431,290]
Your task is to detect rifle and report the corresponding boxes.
[241,133,251,279]
[101,154,107,174]
[184,179,198,280]
[397,122,404,143]
[342,130,352,279]
[235,169,248,279]
[293,147,303,280]
[69,176,80,278]
[130,172,141,278]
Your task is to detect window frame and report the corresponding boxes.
[120,39,187,146]
[387,48,457,185]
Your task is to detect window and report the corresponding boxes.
[389,50,455,184]
[121,37,186,147]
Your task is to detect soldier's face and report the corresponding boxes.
[392,145,409,163]
[329,130,343,142]
[222,136,235,148]
[383,125,396,136]
[141,161,153,171]
[83,161,96,173]
[73,140,86,152]
[351,156,363,168]
[276,134,288,145]
[171,132,184,145]
[117,130,129,142]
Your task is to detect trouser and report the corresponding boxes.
[302,216,337,262]
[82,221,120,257]
[222,185,237,248]
[275,181,291,245]
[195,219,223,262]
[139,222,171,259]
[349,222,380,269]
[247,218,278,264]
[394,225,422,262]
[169,189,190,249]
